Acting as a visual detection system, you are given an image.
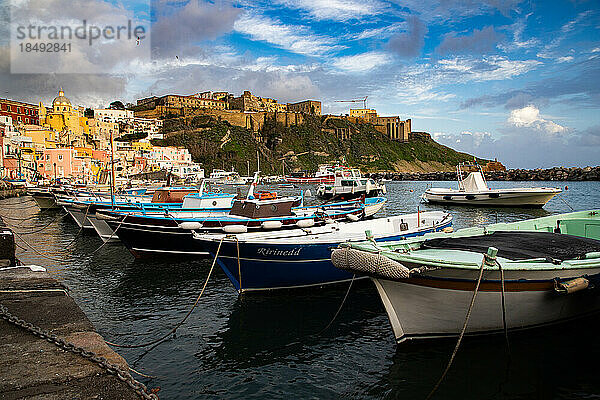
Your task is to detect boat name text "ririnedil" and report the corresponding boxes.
[257,248,302,257]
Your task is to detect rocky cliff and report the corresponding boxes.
[151,114,488,174]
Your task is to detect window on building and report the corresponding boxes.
[46,154,50,160]
[58,155,63,160]
[7,106,10,112]
[16,107,20,113]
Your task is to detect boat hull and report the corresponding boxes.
[372,268,600,343]
[30,193,59,210]
[106,218,209,257]
[285,176,334,184]
[423,189,561,207]
[63,204,94,229]
[199,220,452,293]
[88,213,119,243]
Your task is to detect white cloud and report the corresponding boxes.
[233,13,343,56]
[508,105,566,134]
[557,56,574,63]
[332,52,393,73]
[537,11,591,59]
[438,56,542,81]
[275,0,386,21]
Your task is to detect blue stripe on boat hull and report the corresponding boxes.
[204,222,452,292]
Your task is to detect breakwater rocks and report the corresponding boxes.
[368,166,600,181]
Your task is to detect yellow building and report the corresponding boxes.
[288,100,321,115]
[17,124,58,148]
[350,108,378,119]
[39,89,88,147]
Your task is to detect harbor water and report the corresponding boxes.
[2,180,599,399]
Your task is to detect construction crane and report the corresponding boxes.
[334,96,368,109]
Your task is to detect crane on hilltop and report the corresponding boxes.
[334,96,368,109]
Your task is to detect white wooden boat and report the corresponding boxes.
[422,163,561,207]
[332,210,600,343]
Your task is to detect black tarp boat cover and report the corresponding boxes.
[421,231,600,261]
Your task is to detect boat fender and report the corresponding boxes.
[366,180,372,194]
[296,219,315,228]
[223,225,248,234]
[442,227,454,233]
[382,185,386,194]
[346,213,361,222]
[331,248,410,280]
[178,221,203,230]
[554,277,589,294]
[261,220,283,229]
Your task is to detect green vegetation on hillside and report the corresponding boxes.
[151,114,486,174]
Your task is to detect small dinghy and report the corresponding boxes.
[193,211,452,292]
[422,163,561,207]
[332,210,600,343]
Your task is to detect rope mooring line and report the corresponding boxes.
[11,229,78,264]
[105,237,225,349]
[317,274,356,335]
[426,252,487,400]
[497,259,510,352]
[11,212,70,235]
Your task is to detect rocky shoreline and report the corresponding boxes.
[368,166,600,181]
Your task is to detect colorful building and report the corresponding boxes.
[0,98,39,125]
[288,100,321,115]
[39,90,88,147]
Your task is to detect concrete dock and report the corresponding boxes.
[0,218,153,399]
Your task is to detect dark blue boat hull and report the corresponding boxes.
[200,221,452,292]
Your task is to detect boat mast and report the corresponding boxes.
[109,128,116,209]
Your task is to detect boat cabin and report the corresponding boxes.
[229,199,296,219]
[151,187,199,203]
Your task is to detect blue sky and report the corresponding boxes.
[2,0,600,168]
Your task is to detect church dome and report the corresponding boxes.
[52,89,71,107]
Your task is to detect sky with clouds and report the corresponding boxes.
[1,0,599,168]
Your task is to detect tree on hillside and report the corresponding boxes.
[109,101,125,110]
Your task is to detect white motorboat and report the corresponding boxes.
[316,168,386,200]
[422,163,561,207]
[207,169,246,185]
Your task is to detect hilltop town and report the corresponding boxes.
[0,89,469,183]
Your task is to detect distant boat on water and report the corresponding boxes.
[422,162,561,207]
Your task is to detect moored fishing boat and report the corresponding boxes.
[422,162,562,207]
[332,210,600,343]
[317,168,386,200]
[285,164,335,184]
[60,184,236,242]
[193,211,452,292]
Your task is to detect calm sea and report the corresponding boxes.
[2,180,599,399]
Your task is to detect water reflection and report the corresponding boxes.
[211,281,384,369]
[1,181,599,400]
